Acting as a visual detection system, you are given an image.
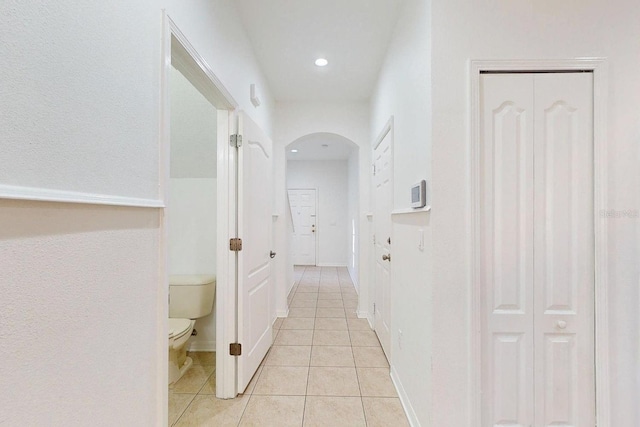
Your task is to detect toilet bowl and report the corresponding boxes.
[168,318,196,384]
[168,275,216,385]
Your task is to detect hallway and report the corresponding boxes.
[170,266,409,426]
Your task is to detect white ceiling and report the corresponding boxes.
[236,0,404,102]
[286,133,357,160]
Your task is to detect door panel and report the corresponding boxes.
[288,189,316,265]
[481,74,535,427]
[373,127,392,360]
[237,112,273,393]
[533,73,594,427]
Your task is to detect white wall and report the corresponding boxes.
[170,66,217,179]
[287,160,349,266]
[274,101,370,318]
[369,0,433,424]
[0,0,274,424]
[168,179,217,350]
[0,1,161,199]
[429,0,640,426]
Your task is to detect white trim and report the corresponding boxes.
[357,310,370,320]
[161,12,239,402]
[347,267,359,291]
[187,341,216,352]
[0,184,164,207]
[168,18,238,110]
[390,366,421,427]
[276,309,289,318]
[390,206,431,215]
[373,116,394,150]
[316,262,348,267]
[157,13,171,427]
[469,58,610,427]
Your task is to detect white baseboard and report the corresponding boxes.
[187,340,216,352]
[276,309,289,318]
[357,310,369,320]
[390,365,420,427]
[316,262,348,267]
[347,267,358,289]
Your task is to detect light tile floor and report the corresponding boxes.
[170,266,410,426]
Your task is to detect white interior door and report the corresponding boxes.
[373,126,393,360]
[480,72,595,427]
[288,189,317,265]
[237,111,273,393]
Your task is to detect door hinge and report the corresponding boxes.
[373,234,376,245]
[373,164,376,175]
[230,238,243,252]
[229,343,242,356]
[230,134,242,148]
[374,303,376,314]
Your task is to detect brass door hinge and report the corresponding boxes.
[230,238,243,252]
[230,343,242,356]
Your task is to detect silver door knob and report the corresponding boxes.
[382,254,391,261]
[557,320,567,329]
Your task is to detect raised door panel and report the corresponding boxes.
[480,74,535,427]
[238,112,273,393]
[533,73,595,427]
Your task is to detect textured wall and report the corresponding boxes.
[0,201,160,425]
[0,0,162,198]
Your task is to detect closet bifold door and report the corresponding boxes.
[480,73,535,427]
[532,72,595,427]
[480,72,595,427]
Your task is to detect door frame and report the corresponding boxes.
[160,12,240,412]
[371,116,394,344]
[469,59,610,427]
[288,187,318,266]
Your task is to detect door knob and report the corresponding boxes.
[556,320,567,329]
[270,251,276,259]
[382,254,391,261]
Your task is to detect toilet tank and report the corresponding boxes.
[169,275,216,319]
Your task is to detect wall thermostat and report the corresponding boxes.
[411,180,427,208]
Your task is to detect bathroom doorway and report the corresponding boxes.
[161,15,240,424]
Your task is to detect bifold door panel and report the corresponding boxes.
[480,73,595,427]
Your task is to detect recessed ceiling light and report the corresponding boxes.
[315,58,328,67]
[291,149,298,153]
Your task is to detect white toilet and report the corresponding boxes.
[168,274,216,385]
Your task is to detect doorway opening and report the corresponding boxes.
[161,15,240,425]
[285,133,360,298]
